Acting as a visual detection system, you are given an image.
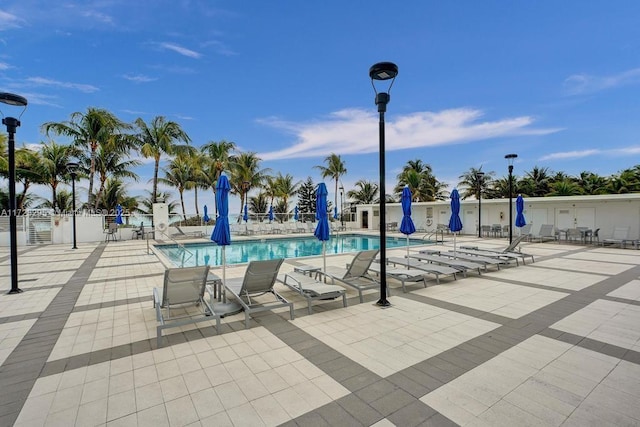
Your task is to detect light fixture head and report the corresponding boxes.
[0,92,28,107]
[369,62,398,81]
[505,153,518,165]
[66,162,80,174]
[476,171,485,178]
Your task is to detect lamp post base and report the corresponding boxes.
[376,298,391,307]
[8,288,23,294]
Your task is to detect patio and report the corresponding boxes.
[0,235,639,426]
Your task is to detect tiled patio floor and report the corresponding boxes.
[1,234,639,426]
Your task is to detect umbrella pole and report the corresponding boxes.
[454,233,457,258]
[322,241,326,274]
[406,235,410,265]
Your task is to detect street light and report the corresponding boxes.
[66,162,79,249]
[370,61,398,308]
[476,171,485,238]
[339,185,344,228]
[242,181,250,223]
[505,153,518,244]
[0,92,28,295]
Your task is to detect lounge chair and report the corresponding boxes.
[387,257,459,283]
[277,271,347,314]
[368,262,430,292]
[171,224,204,239]
[459,236,535,264]
[224,259,294,328]
[442,251,509,270]
[456,248,523,266]
[152,266,220,346]
[322,249,380,303]
[602,226,630,248]
[532,224,558,242]
[409,252,483,275]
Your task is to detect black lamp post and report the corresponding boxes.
[370,61,398,308]
[505,153,518,244]
[476,171,485,238]
[242,181,250,223]
[66,162,79,249]
[339,185,344,228]
[1,92,28,295]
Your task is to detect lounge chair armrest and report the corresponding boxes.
[153,288,163,323]
[283,273,304,292]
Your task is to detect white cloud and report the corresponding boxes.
[0,10,23,30]
[122,73,157,83]
[564,68,640,95]
[202,40,237,56]
[540,145,640,161]
[26,77,99,93]
[257,108,560,161]
[159,42,202,59]
[0,61,10,70]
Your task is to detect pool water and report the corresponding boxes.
[156,234,429,267]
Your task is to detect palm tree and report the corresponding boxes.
[577,171,609,195]
[457,166,495,200]
[136,190,179,215]
[159,155,194,220]
[520,166,552,197]
[15,147,46,210]
[347,179,379,204]
[228,152,270,219]
[39,141,75,211]
[548,179,584,196]
[249,192,269,217]
[397,159,448,201]
[134,116,191,204]
[38,189,75,211]
[273,172,300,212]
[42,108,130,207]
[314,153,347,212]
[93,139,140,208]
[95,177,138,212]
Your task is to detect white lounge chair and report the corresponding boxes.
[152,266,220,346]
[277,271,347,314]
[322,250,380,303]
[224,259,294,328]
[602,226,630,248]
[387,257,459,283]
[368,262,430,292]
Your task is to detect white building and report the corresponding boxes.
[353,193,640,240]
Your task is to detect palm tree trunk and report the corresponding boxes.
[88,142,97,207]
[152,156,160,203]
[179,189,186,221]
[194,187,199,216]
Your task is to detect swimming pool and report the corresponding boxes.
[156,234,430,267]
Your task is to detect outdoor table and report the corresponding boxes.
[294,265,322,279]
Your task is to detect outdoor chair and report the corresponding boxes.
[277,271,347,314]
[410,252,483,275]
[170,224,204,239]
[602,226,630,248]
[455,247,523,266]
[132,223,145,239]
[104,222,118,241]
[387,257,459,284]
[322,249,380,303]
[460,235,535,264]
[224,258,293,328]
[152,265,220,346]
[532,224,557,242]
[368,262,430,292]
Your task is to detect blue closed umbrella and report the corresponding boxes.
[212,175,231,283]
[115,204,123,225]
[399,187,416,262]
[333,206,338,220]
[243,204,248,223]
[294,205,299,221]
[203,205,210,223]
[314,183,330,273]
[449,189,463,257]
[268,205,274,222]
[211,175,242,316]
[515,195,526,229]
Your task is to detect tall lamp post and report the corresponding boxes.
[66,162,79,249]
[339,185,344,228]
[1,92,28,295]
[242,181,250,223]
[476,171,485,238]
[505,153,518,244]
[369,61,398,308]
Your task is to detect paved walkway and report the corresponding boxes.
[0,235,639,426]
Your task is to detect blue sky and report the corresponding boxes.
[2,1,640,214]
